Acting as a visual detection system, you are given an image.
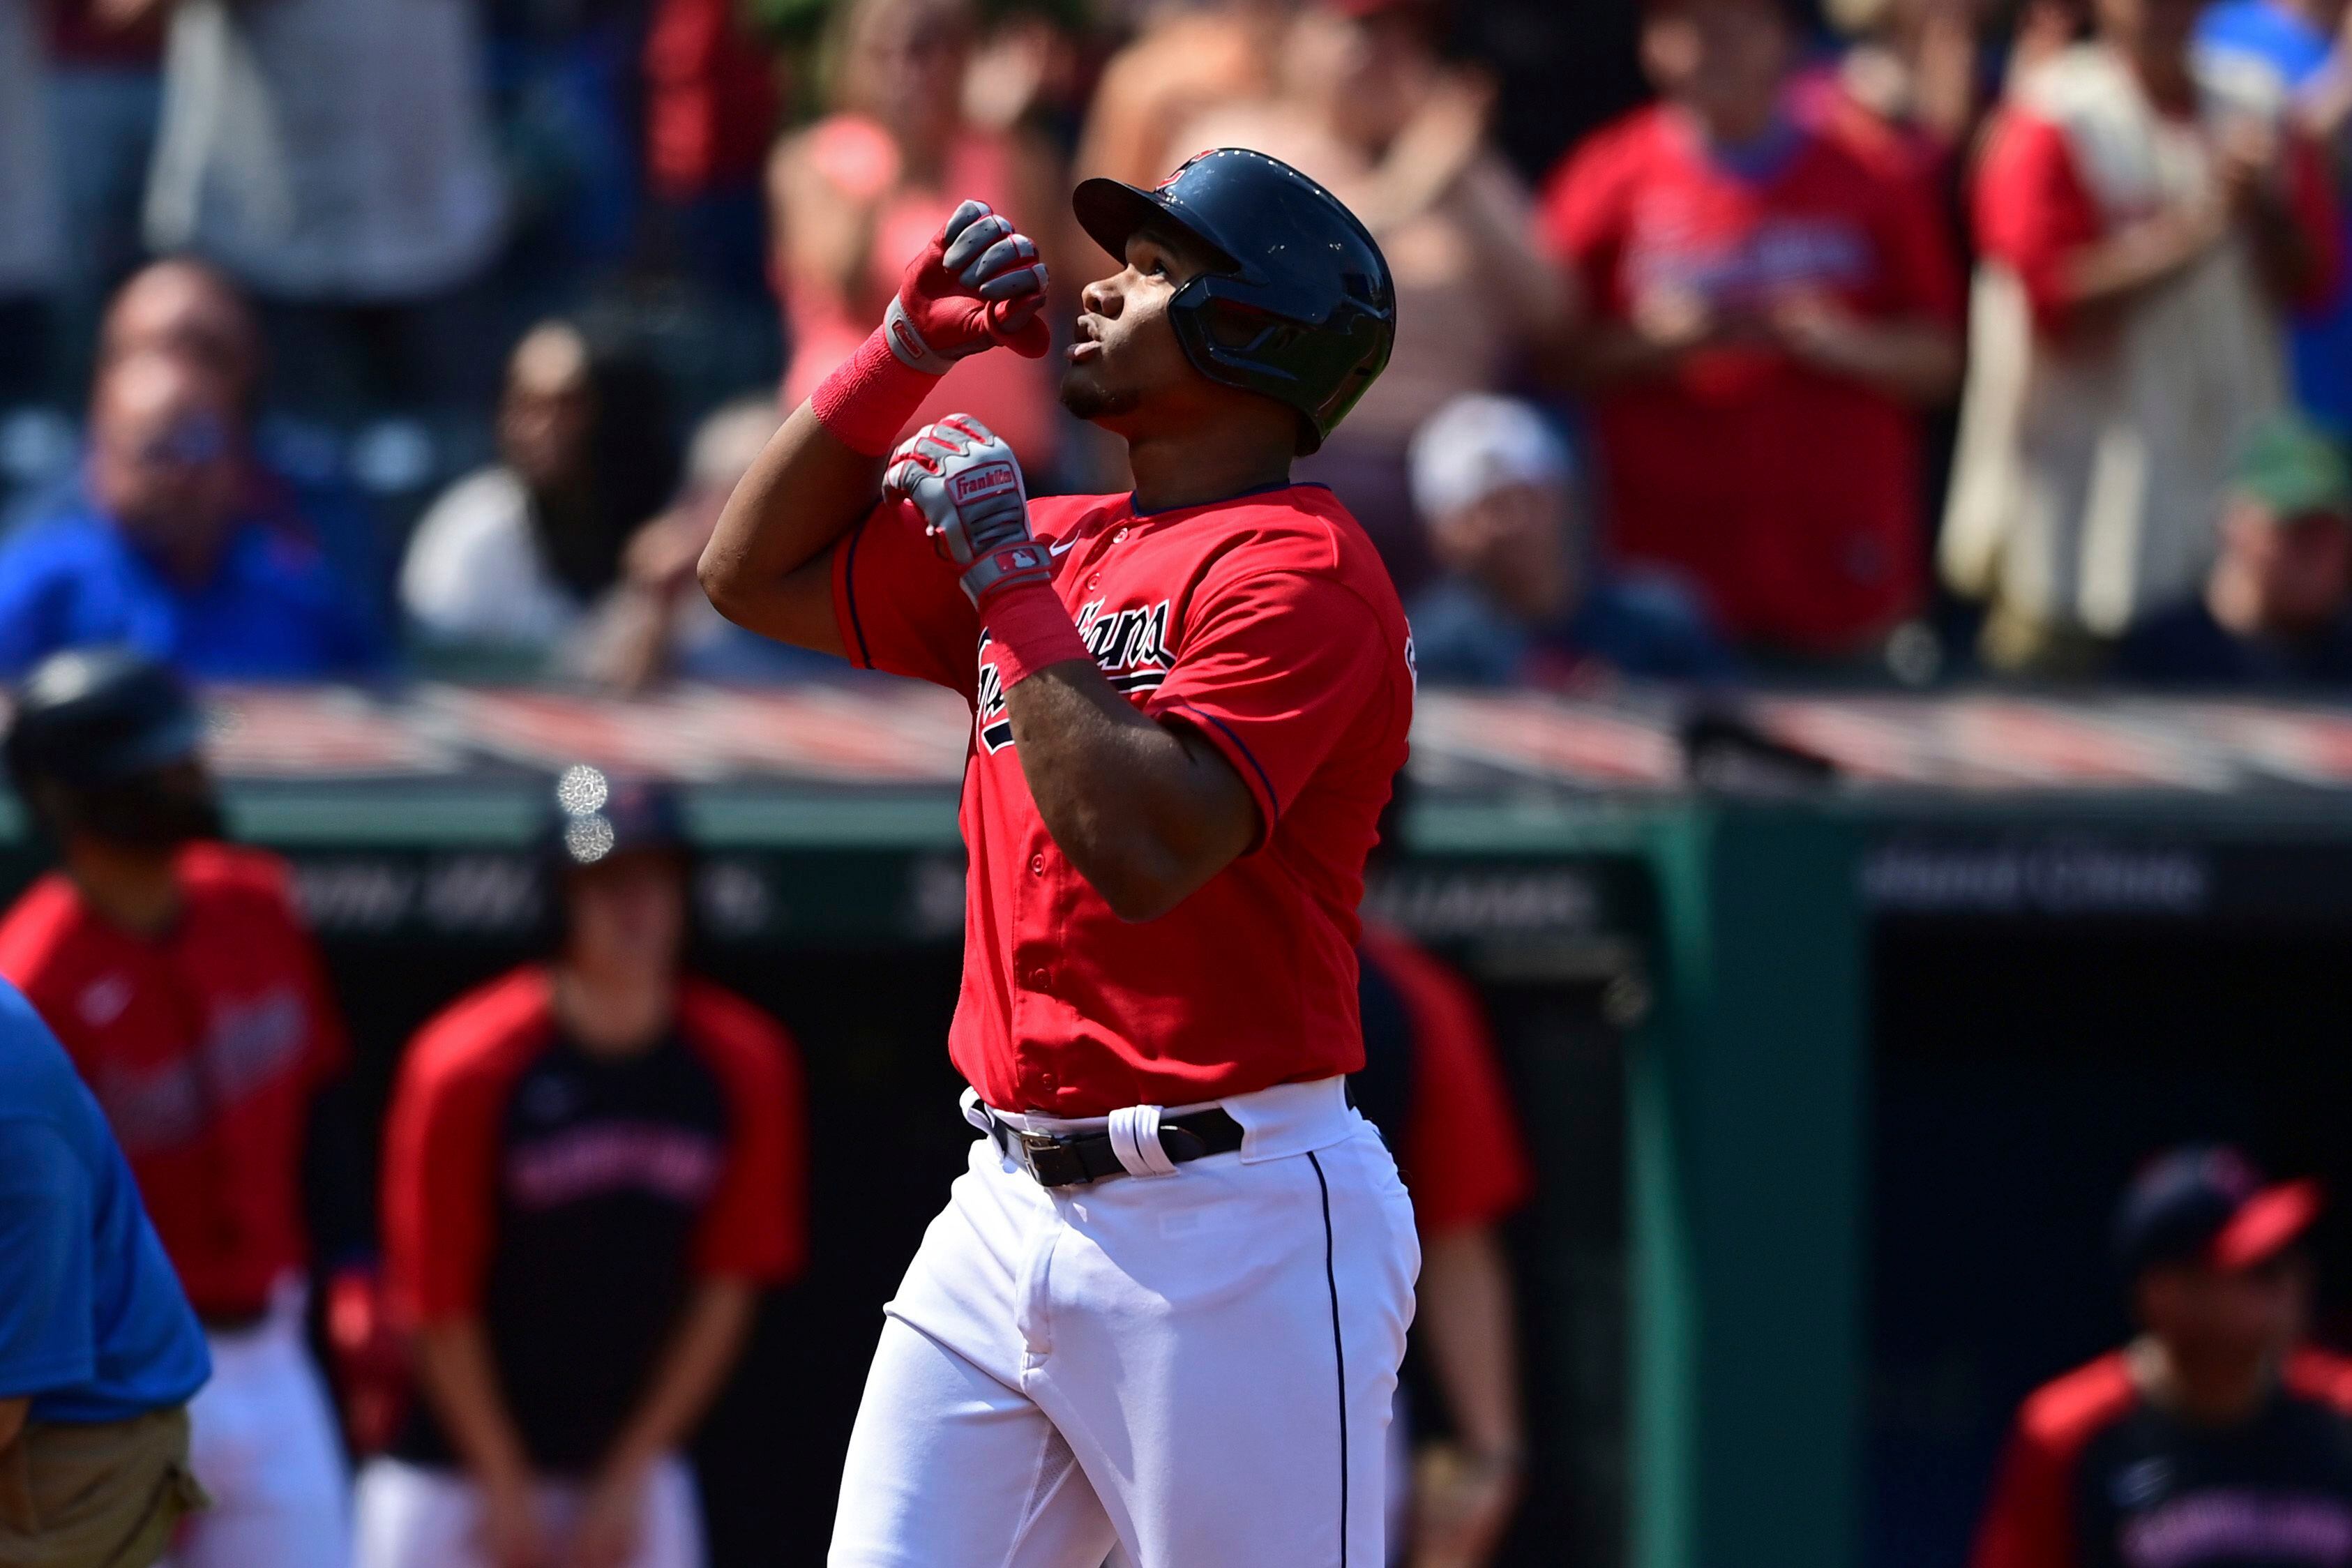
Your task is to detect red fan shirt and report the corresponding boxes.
[831,482,1417,1116]
[1539,101,1964,653]
[0,843,348,1317]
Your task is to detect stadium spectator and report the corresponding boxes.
[0,649,366,1568]
[2117,411,2352,683]
[1541,0,1963,663]
[1938,0,2343,673]
[2199,0,2352,433]
[1817,0,1985,171]
[767,0,1069,473]
[1074,0,1288,197]
[0,977,211,1568]
[366,774,805,1568]
[579,399,837,690]
[400,322,679,667]
[1352,792,1536,1568]
[1407,394,1733,689]
[0,354,387,678]
[41,0,164,331]
[1972,1145,2352,1568]
[85,258,389,623]
[0,0,62,405]
[645,0,785,303]
[142,0,508,414]
[1173,0,1574,590]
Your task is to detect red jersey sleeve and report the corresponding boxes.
[1147,568,1404,851]
[381,971,552,1324]
[830,497,982,700]
[1364,928,1534,1236]
[679,983,807,1285]
[1972,110,2104,337]
[1537,128,1634,317]
[1970,1419,2079,1568]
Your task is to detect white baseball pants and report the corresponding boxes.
[352,1452,704,1568]
[163,1283,351,1568]
[828,1076,1421,1568]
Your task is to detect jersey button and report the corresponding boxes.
[1087,574,1101,590]
[1113,527,1128,543]
[1027,967,1049,990]
[1030,854,1045,877]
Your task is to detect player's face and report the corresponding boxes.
[1060,230,1224,435]
[2140,1253,2310,1369]
[564,849,687,979]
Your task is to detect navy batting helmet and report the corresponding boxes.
[6,648,223,847]
[6,647,206,791]
[1073,149,1396,455]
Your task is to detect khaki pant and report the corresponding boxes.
[0,1407,209,1568]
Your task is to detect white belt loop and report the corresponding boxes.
[1107,1104,1182,1178]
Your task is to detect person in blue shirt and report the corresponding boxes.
[2199,0,2352,430]
[0,977,212,1567]
[0,352,388,681]
[2120,412,2352,684]
[1404,394,1736,690]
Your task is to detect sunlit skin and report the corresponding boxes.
[1059,229,1301,508]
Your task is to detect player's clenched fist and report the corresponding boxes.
[884,415,1053,605]
[884,200,1052,372]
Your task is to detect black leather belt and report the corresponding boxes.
[985,1106,1245,1188]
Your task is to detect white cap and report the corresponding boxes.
[1408,394,1574,523]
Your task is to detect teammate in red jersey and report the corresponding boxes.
[0,649,360,1568]
[1973,1145,2352,1568]
[363,774,804,1568]
[702,146,1419,1565]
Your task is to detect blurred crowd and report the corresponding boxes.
[1,0,2351,693]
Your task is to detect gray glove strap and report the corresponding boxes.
[883,296,961,377]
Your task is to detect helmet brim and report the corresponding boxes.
[1072,177,1242,277]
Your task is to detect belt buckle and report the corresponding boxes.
[1016,1128,1090,1188]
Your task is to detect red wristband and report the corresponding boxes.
[811,327,940,456]
[982,581,1092,688]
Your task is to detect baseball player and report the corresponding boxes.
[0,648,360,1568]
[363,774,804,1568]
[1973,1145,2352,1568]
[701,148,1418,1565]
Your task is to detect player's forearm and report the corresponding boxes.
[1790,317,1961,404]
[600,1279,757,1477]
[414,1318,534,1488]
[1417,1226,1526,1461]
[700,401,883,648]
[1003,661,1258,923]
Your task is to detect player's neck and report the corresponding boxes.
[552,960,676,1057]
[64,836,183,937]
[1123,427,1295,517]
[2129,1334,2278,1426]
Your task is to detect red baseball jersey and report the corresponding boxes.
[831,481,1416,1116]
[1359,924,1534,1236]
[0,844,348,1316]
[380,967,804,1470]
[1539,101,1964,652]
[1972,1347,2352,1568]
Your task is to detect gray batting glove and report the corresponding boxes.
[882,416,1055,605]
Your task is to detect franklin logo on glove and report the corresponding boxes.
[954,463,1019,504]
